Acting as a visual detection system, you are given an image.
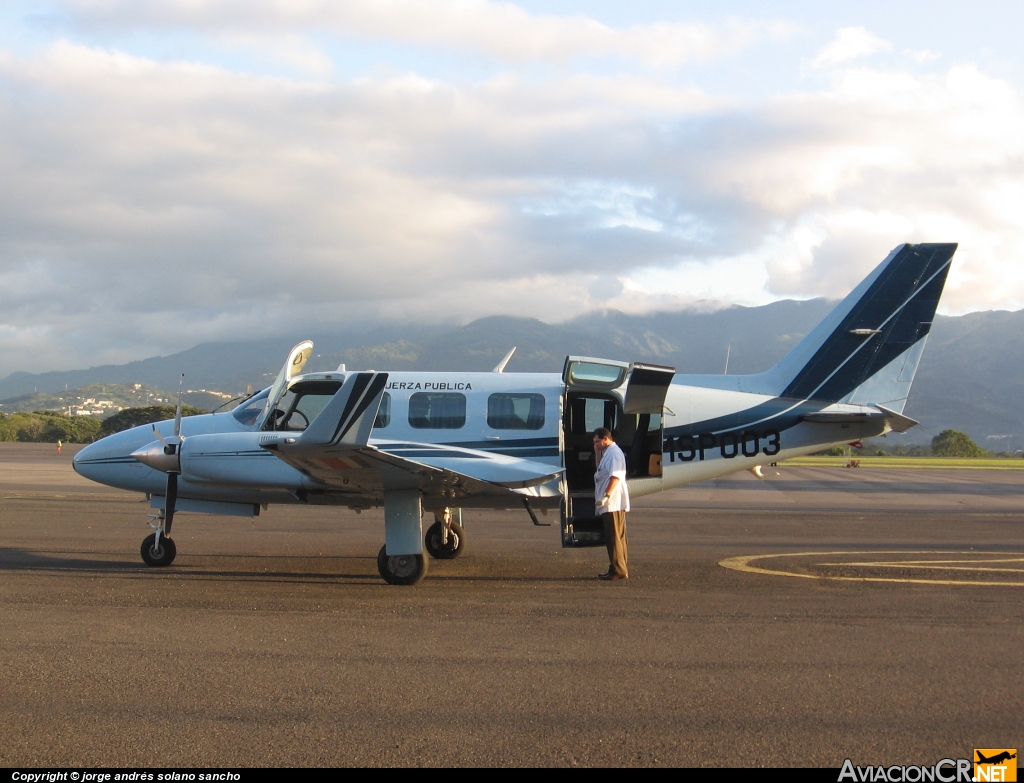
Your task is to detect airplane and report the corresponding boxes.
[73,242,956,585]
[976,752,1017,765]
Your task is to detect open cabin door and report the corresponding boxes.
[256,340,314,431]
[559,357,675,548]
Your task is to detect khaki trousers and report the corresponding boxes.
[602,510,628,577]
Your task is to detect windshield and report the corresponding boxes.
[231,388,270,426]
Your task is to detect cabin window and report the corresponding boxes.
[408,392,466,429]
[487,393,545,430]
[373,393,391,428]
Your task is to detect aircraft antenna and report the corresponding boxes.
[723,344,731,375]
[493,347,517,373]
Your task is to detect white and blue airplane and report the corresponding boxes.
[74,243,956,584]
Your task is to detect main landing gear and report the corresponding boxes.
[377,547,428,585]
[141,510,177,567]
[376,507,463,585]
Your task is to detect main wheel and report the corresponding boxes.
[424,521,465,560]
[141,533,177,567]
[376,545,428,585]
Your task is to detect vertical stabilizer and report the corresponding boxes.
[760,243,956,405]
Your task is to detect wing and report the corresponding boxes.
[261,371,563,502]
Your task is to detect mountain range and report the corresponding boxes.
[2,300,1022,448]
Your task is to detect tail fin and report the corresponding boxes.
[764,242,956,409]
[298,371,390,447]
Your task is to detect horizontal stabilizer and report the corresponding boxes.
[800,403,918,433]
[875,404,919,433]
[801,410,876,424]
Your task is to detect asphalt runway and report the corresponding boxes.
[1,443,1022,767]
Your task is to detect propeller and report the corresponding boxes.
[164,374,184,533]
[164,471,178,535]
[131,374,185,535]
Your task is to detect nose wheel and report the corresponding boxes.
[141,532,177,567]
[377,546,428,585]
[141,507,177,567]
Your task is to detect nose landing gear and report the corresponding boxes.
[141,510,177,567]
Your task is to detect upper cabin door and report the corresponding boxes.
[559,357,675,547]
[256,340,315,431]
[562,357,675,414]
[621,362,676,414]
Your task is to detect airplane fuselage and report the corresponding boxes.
[75,368,883,510]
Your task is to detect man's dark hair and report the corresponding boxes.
[593,427,612,440]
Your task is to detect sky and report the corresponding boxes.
[2,1,1024,377]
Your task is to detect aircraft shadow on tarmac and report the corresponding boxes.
[0,546,141,572]
[0,546,374,582]
[0,547,581,585]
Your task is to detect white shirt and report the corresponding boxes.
[594,442,630,513]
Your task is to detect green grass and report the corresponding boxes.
[786,456,1024,470]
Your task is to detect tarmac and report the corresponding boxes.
[0,442,1021,767]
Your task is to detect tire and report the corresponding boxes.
[424,521,465,560]
[141,533,176,567]
[377,545,428,585]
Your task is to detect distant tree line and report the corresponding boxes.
[0,405,208,443]
[98,406,207,437]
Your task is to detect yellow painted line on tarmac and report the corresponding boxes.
[819,557,1024,574]
[718,551,1024,586]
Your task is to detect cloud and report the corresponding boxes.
[216,33,335,77]
[1,19,1024,375]
[56,0,793,67]
[903,48,940,64]
[811,26,892,69]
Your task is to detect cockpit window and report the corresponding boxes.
[266,380,342,431]
[373,393,391,428]
[231,388,270,426]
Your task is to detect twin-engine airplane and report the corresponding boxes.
[74,243,956,584]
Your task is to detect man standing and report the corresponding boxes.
[593,427,629,581]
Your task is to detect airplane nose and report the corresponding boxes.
[71,445,85,475]
[72,440,104,481]
[72,429,160,488]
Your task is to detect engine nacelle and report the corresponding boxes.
[177,432,313,488]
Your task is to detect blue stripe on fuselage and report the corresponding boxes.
[664,397,814,440]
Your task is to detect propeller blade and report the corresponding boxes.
[164,472,178,535]
[174,374,184,438]
[151,424,169,447]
